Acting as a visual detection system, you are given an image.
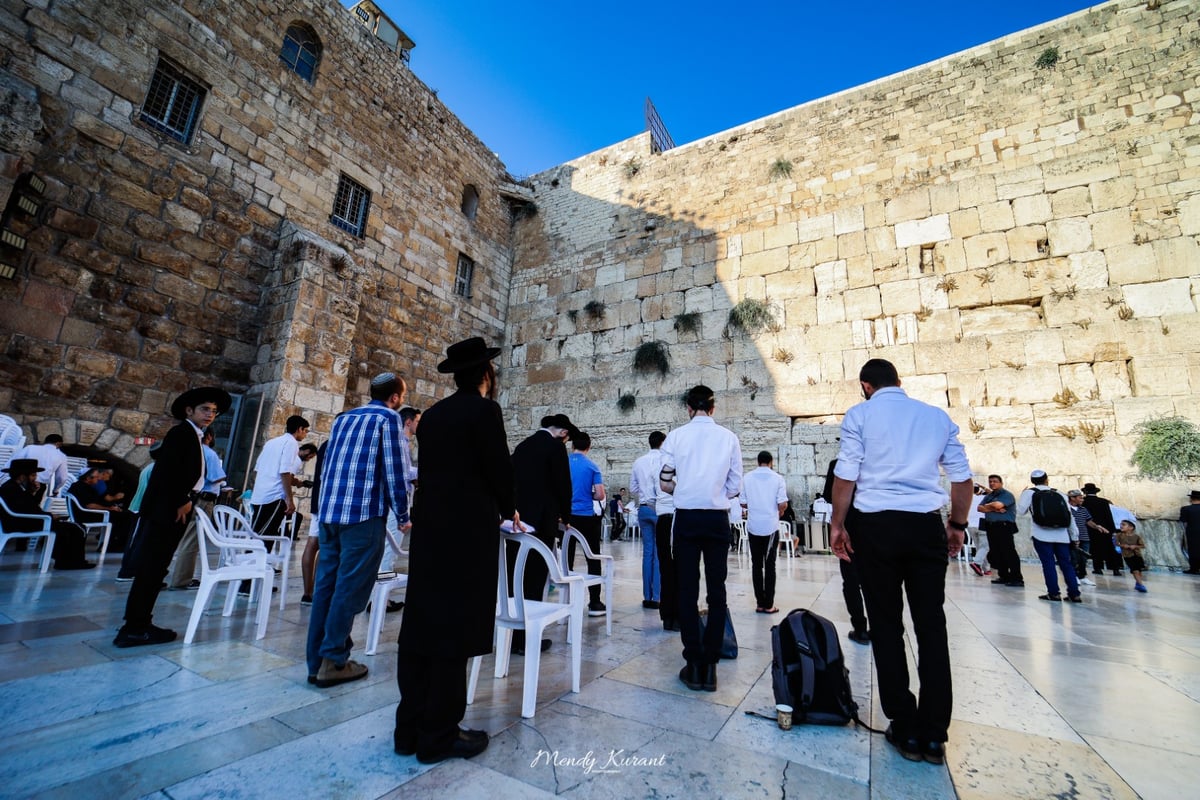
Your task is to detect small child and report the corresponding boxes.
[1114,520,1148,593]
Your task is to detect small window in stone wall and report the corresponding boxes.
[280,23,322,84]
[140,57,207,144]
[919,244,935,273]
[454,253,475,298]
[461,184,480,221]
[331,174,370,237]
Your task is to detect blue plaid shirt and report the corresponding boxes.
[318,400,409,526]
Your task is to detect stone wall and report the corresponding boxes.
[504,0,1200,563]
[0,0,515,460]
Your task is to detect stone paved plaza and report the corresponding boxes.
[1,537,1196,799]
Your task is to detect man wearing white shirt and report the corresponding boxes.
[659,384,742,693]
[250,415,309,537]
[629,431,665,610]
[1017,470,1080,602]
[740,451,788,614]
[13,434,69,498]
[830,359,971,766]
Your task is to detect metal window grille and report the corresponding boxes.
[280,25,321,83]
[454,254,475,298]
[331,175,370,237]
[140,58,205,144]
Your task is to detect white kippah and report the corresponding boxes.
[1030,469,1047,479]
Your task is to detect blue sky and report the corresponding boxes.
[362,1,1098,177]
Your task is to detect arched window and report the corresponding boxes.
[460,184,479,221]
[280,23,321,84]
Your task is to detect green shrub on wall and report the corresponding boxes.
[633,341,670,377]
[726,299,775,336]
[1131,416,1200,480]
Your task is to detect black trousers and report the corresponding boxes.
[985,521,1023,583]
[1187,528,1200,572]
[505,519,556,648]
[567,514,602,604]
[848,509,952,743]
[251,499,288,537]
[674,509,729,665]
[839,556,868,632]
[655,513,677,624]
[394,651,468,756]
[1090,528,1123,573]
[122,510,189,630]
[747,532,778,608]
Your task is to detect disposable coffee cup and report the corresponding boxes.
[776,703,793,730]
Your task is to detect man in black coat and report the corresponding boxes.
[395,337,516,765]
[1080,482,1120,576]
[508,413,577,654]
[115,387,231,648]
[0,458,94,569]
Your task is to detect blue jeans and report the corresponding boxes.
[1032,538,1079,598]
[306,517,386,675]
[639,505,660,602]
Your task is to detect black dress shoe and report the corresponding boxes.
[847,629,871,645]
[663,619,680,632]
[1005,581,1025,587]
[394,731,417,756]
[416,729,489,764]
[642,600,660,609]
[701,663,717,692]
[513,638,551,655]
[884,724,923,762]
[386,600,404,613]
[113,625,178,648]
[923,741,946,765]
[679,663,702,691]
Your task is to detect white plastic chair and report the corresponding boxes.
[467,530,584,719]
[364,529,408,656]
[184,508,273,644]
[778,521,796,558]
[64,492,112,561]
[559,525,614,636]
[0,496,55,572]
[212,506,292,610]
[0,445,15,473]
[732,520,749,554]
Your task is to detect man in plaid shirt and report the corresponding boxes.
[307,372,411,687]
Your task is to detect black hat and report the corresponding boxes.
[170,387,233,420]
[1081,482,1101,495]
[1190,490,1200,501]
[2,458,39,476]
[437,337,500,374]
[544,413,580,438]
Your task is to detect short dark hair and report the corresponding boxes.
[399,407,421,426]
[757,450,773,465]
[370,374,405,401]
[572,431,591,451]
[540,415,556,428]
[298,443,318,456]
[685,385,715,412]
[648,430,666,448]
[452,362,491,392]
[44,434,63,445]
[286,415,310,433]
[859,358,899,388]
[1031,473,1048,485]
[988,474,1003,483]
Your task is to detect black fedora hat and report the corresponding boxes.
[544,413,580,438]
[1190,490,1200,501]
[170,387,233,420]
[437,337,500,374]
[2,458,39,475]
[1081,482,1101,495]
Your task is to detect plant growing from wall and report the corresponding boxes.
[567,309,578,323]
[726,299,775,337]
[772,347,794,365]
[633,340,670,377]
[969,418,985,434]
[741,375,760,401]
[623,158,641,179]
[1131,416,1200,480]
[1077,420,1106,444]
[1117,304,1134,320]
[617,392,637,413]
[1035,46,1060,69]
[1053,425,1077,440]
[674,311,700,335]
[1053,387,1079,408]
[583,300,606,320]
[768,158,793,181]
[935,276,958,293]
[915,305,933,322]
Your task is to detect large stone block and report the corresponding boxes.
[885,188,931,225]
[1113,397,1176,435]
[913,339,988,374]
[1012,194,1051,226]
[1088,208,1134,251]
[776,381,861,419]
[1152,236,1200,280]
[1104,242,1158,285]
[1006,225,1048,263]
[963,232,1009,267]
[1123,279,1195,318]
[1043,149,1119,193]
[960,305,1042,337]
[879,278,922,315]
[843,286,881,320]
[985,365,1062,405]
[1089,176,1136,212]
[1046,217,1093,256]
[894,214,951,248]
[741,247,788,277]
[1130,354,1188,397]
[969,405,1035,439]
[796,214,835,244]
[946,369,988,408]
[978,200,1015,233]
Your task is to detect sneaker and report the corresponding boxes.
[970,563,984,576]
[1005,581,1025,588]
[588,601,607,617]
[115,575,135,583]
[113,624,178,648]
[314,658,369,688]
[1135,583,1148,593]
[642,600,660,609]
[300,595,313,606]
[1079,577,1096,586]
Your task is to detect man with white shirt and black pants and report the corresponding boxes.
[629,431,666,610]
[830,359,971,766]
[250,415,309,537]
[741,451,787,614]
[659,385,742,693]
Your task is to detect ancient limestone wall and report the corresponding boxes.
[0,0,514,454]
[505,0,1200,561]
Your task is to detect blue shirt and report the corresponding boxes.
[569,451,603,516]
[981,488,1017,523]
[834,386,972,514]
[318,400,409,526]
[201,444,226,493]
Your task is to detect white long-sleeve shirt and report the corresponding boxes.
[660,415,742,511]
[1017,487,1079,544]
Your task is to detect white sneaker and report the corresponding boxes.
[1079,577,1096,586]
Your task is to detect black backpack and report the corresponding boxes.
[771,609,860,726]
[1031,488,1071,528]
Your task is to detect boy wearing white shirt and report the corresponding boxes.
[740,451,788,613]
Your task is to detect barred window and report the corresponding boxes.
[280,23,321,83]
[331,174,370,237]
[140,58,206,144]
[454,253,475,298]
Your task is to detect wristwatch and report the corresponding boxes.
[947,519,968,531]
